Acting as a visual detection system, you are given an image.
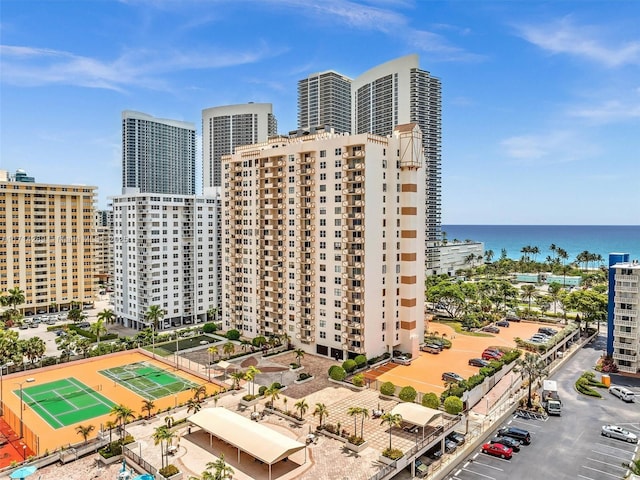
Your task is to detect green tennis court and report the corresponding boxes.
[99,361,200,400]
[16,378,115,429]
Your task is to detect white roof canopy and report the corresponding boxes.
[188,407,306,465]
[216,360,239,370]
[390,403,443,427]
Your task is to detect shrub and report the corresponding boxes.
[382,447,404,460]
[422,392,440,409]
[297,372,312,381]
[380,381,395,396]
[202,322,219,333]
[342,359,357,373]
[252,336,267,347]
[501,349,522,364]
[444,396,464,415]
[398,386,417,403]
[354,354,367,368]
[226,329,241,341]
[242,394,258,401]
[479,366,496,377]
[348,435,365,445]
[352,373,365,387]
[467,374,485,389]
[159,464,179,477]
[258,385,267,396]
[329,366,346,381]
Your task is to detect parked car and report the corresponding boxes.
[468,358,489,367]
[78,321,91,329]
[29,322,39,328]
[481,442,513,459]
[482,349,504,361]
[442,372,465,383]
[19,323,29,330]
[481,325,500,333]
[601,425,638,443]
[393,355,412,365]
[505,314,521,322]
[447,431,466,446]
[496,320,510,327]
[538,327,558,336]
[609,386,636,403]
[411,459,428,477]
[497,426,531,445]
[490,436,521,452]
[421,344,442,354]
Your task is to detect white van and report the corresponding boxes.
[609,385,635,403]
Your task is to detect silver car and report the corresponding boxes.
[601,425,638,443]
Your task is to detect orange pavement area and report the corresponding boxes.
[0,350,219,456]
[375,320,552,395]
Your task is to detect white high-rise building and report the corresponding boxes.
[607,253,640,374]
[297,55,442,274]
[122,111,196,196]
[202,103,277,189]
[112,192,219,330]
[297,71,352,133]
[222,124,425,360]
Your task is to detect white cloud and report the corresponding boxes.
[500,130,600,165]
[0,43,282,91]
[568,99,640,123]
[515,16,640,68]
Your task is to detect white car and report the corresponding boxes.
[601,425,638,443]
[609,385,635,403]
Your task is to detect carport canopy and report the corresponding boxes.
[390,403,442,427]
[188,407,306,465]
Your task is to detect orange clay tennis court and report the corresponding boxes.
[0,350,220,456]
[370,320,554,395]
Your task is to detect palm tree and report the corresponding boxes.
[264,383,281,409]
[4,287,25,315]
[294,399,308,420]
[109,404,134,441]
[516,352,548,409]
[205,453,235,480]
[153,425,173,469]
[97,308,116,327]
[521,284,537,312]
[164,415,175,429]
[359,407,369,439]
[186,397,202,414]
[294,348,305,367]
[104,420,117,446]
[244,365,261,396]
[222,341,235,359]
[141,399,156,419]
[208,345,219,364]
[380,412,403,450]
[75,424,95,444]
[229,371,244,390]
[90,318,108,344]
[145,305,166,355]
[557,248,569,286]
[280,332,292,349]
[313,403,329,428]
[191,385,207,402]
[67,307,86,323]
[347,406,362,437]
[547,282,563,315]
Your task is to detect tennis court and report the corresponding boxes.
[99,361,200,400]
[16,378,115,429]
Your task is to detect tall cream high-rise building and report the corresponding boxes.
[0,171,96,313]
[298,55,442,274]
[222,124,425,360]
[202,103,277,189]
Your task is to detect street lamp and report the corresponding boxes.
[15,378,35,438]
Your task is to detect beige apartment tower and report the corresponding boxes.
[0,174,96,313]
[222,124,425,360]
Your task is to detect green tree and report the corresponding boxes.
[67,307,86,323]
[347,406,362,437]
[191,385,207,402]
[263,383,281,409]
[4,287,25,315]
[22,337,46,365]
[145,305,166,355]
[110,404,134,441]
[90,318,108,344]
[97,308,116,327]
[222,341,235,359]
[207,345,219,364]
[141,399,156,419]
[205,453,235,480]
[294,348,305,367]
[547,282,563,315]
[313,403,329,428]
[564,289,608,333]
[186,397,202,414]
[422,392,440,409]
[294,399,309,419]
[229,371,244,390]
[243,365,261,396]
[516,352,548,408]
[153,425,174,469]
[380,412,403,450]
[520,284,537,312]
[75,424,95,444]
[443,396,463,415]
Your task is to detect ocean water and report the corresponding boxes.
[442,225,640,264]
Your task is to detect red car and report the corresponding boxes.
[482,442,513,459]
[481,349,504,361]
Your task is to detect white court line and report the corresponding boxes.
[596,442,638,454]
[582,465,622,478]
[67,377,113,409]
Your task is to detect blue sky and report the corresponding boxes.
[1,0,639,224]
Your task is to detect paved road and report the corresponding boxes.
[448,332,640,480]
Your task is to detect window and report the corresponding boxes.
[320,150,327,157]
[334,334,341,342]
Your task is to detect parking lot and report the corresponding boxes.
[447,332,640,480]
